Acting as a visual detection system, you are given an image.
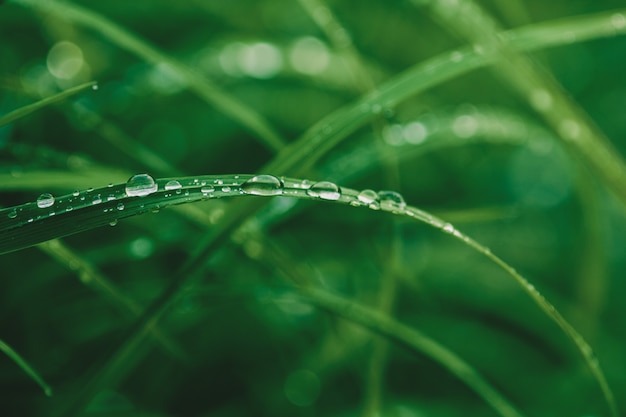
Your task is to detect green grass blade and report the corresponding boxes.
[0,337,52,397]
[9,0,286,152]
[298,288,525,417]
[0,174,613,416]
[0,81,96,128]
[410,2,620,413]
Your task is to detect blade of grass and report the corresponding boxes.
[0,337,53,397]
[0,81,96,128]
[297,288,525,417]
[410,2,620,413]
[0,174,613,416]
[9,0,286,152]
[37,239,188,361]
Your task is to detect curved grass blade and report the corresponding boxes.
[0,174,614,415]
[410,2,620,413]
[0,81,96,128]
[0,337,52,397]
[296,288,524,417]
[9,0,286,152]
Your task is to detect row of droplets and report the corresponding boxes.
[23,173,410,215]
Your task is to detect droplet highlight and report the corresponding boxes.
[241,175,284,196]
[125,173,158,197]
[306,181,341,200]
[36,193,55,209]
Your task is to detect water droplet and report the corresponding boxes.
[529,89,553,111]
[117,203,125,211]
[8,209,17,219]
[357,189,379,204]
[241,175,284,196]
[125,173,158,197]
[306,181,341,200]
[201,185,215,194]
[164,180,182,191]
[72,190,80,197]
[92,83,99,90]
[107,194,116,201]
[92,195,103,205]
[109,219,118,226]
[443,223,455,233]
[37,193,55,209]
[222,186,232,193]
[66,206,73,212]
[378,190,406,211]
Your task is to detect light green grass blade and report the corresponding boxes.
[0,81,96,128]
[0,337,52,397]
[9,0,286,152]
[298,288,524,417]
[263,7,626,177]
[0,175,613,416]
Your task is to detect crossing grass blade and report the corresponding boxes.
[0,81,96,128]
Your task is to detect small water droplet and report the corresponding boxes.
[107,183,113,188]
[306,181,341,200]
[357,189,379,204]
[109,219,118,226]
[8,209,17,219]
[222,186,232,193]
[92,83,99,90]
[107,194,116,201]
[443,223,455,233]
[201,185,215,194]
[72,190,80,197]
[92,195,103,205]
[37,193,55,209]
[125,173,158,197]
[241,175,284,196]
[66,206,73,212]
[117,203,125,211]
[164,180,182,191]
[378,190,406,211]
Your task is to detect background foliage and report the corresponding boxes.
[1,0,626,416]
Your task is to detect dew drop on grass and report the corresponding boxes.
[358,189,378,204]
[8,209,17,219]
[117,203,125,211]
[378,190,406,211]
[241,174,284,196]
[164,180,182,191]
[201,185,215,194]
[36,193,55,209]
[125,173,158,197]
[306,181,341,200]
[92,195,103,205]
[222,186,232,193]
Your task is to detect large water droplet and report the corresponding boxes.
[164,180,182,191]
[378,190,406,211]
[37,193,55,208]
[306,181,341,200]
[241,175,284,196]
[125,173,158,197]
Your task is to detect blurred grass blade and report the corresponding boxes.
[10,0,286,152]
[0,81,96,128]
[300,288,525,417]
[0,337,52,397]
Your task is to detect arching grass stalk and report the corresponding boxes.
[0,81,96,128]
[0,337,52,397]
[9,0,286,152]
[0,173,613,412]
